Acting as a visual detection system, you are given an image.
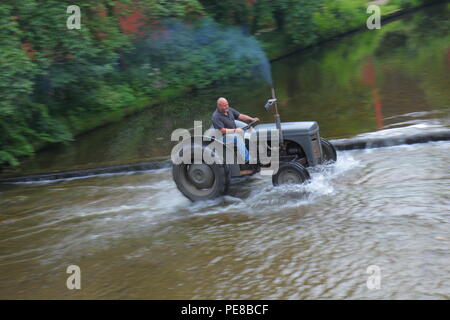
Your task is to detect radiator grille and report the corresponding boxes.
[311,134,321,159]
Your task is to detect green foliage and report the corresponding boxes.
[199,0,366,45]
[198,0,255,28]
[278,0,321,45]
[0,5,35,113]
[201,0,442,49]
[313,0,367,39]
[389,0,446,10]
[0,0,210,166]
[0,3,67,166]
[0,0,132,165]
[126,18,268,92]
[392,0,423,9]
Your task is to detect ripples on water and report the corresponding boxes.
[0,138,449,299]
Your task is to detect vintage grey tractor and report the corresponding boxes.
[172,94,337,201]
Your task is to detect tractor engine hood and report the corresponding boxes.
[255,121,319,136]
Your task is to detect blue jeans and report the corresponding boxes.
[223,133,250,163]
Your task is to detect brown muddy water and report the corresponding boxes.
[0,141,449,299]
[0,4,449,299]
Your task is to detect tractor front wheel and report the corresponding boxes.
[272,162,311,186]
[320,138,337,164]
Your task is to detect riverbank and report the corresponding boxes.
[64,0,447,130]
[59,0,450,132]
[69,0,447,133]
[258,0,447,60]
[60,0,447,135]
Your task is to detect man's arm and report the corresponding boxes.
[220,113,258,134]
[213,115,243,135]
[219,127,243,135]
[238,114,259,122]
[230,107,258,123]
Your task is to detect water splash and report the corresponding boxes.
[176,151,361,217]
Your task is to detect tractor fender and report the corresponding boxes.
[172,134,235,166]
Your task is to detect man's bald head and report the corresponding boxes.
[217,97,229,113]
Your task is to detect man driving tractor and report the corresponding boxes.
[173,93,336,201]
[211,97,259,175]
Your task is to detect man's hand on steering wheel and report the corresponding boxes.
[242,118,260,131]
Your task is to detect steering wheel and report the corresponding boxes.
[242,119,259,131]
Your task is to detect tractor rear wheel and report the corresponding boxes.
[272,162,311,186]
[320,138,337,164]
[173,163,230,201]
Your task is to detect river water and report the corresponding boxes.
[0,4,449,299]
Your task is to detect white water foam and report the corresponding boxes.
[355,120,447,138]
[2,167,171,185]
[175,152,362,217]
[383,110,448,120]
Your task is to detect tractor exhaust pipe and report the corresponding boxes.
[271,87,284,146]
